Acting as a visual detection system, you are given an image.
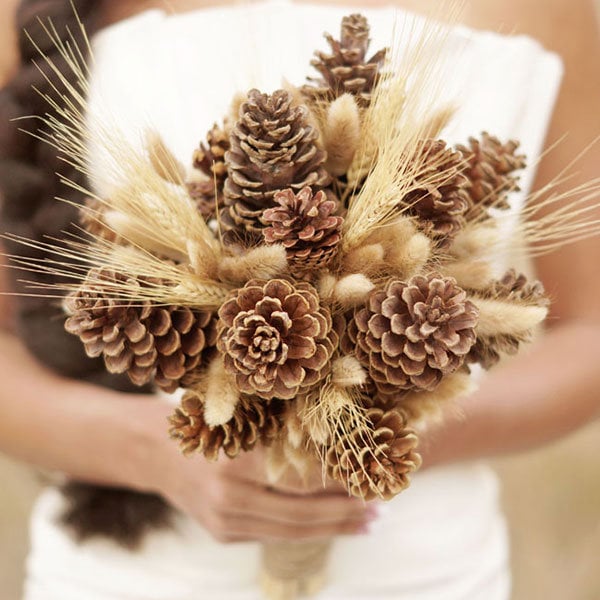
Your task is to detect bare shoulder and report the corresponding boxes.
[0,0,19,87]
[463,0,599,49]
[461,0,600,323]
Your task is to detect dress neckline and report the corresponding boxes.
[93,0,401,44]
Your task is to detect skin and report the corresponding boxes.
[0,0,599,544]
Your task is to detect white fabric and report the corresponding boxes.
[25,2,562,599]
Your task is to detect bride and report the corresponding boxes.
[0,1,598,598]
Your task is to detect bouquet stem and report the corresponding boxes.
[260,539,332,600]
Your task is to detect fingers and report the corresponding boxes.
[204,512,370,544]
[219,449,348,496]
[199,475,375,543]
[227,482,369,525]
[270,469,348,496]
[164,444,377,544]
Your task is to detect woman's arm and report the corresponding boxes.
[421,0,600,467]
[0,0,19,88]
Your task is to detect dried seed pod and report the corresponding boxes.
[322,94,361,175]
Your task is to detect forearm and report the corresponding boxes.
[0,328,170,491]
[421,320,600,467]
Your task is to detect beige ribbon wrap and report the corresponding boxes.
[260,539,333,599]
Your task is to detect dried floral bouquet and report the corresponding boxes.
[6,11,600,600]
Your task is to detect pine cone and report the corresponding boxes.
[467,269,548,369]
[401,140,470,245]
[326,407,421,500]
[456,133,526,220]
[187,178,219,221]
[187,123,230,222]
[64,268,217,392]
[302,14,387,106]
[262,187,343,277]
[347,274,478,396]
[168,390,285,460]
[193,123,230,184]
[221,89,330,244]
[79,197,119,243]
[218,279,336,400]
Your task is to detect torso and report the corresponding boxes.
[100,0,459,29]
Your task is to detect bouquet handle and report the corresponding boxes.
[260,539,332,600]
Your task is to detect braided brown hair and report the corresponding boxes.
[0,0,172,548]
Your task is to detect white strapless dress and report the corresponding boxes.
[24,2,562,599]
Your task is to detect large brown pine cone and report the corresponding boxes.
[169,390,285,460]
[217,279,336,400]
[64,268,217,392]
[302,14,387,106]
[401,140,470,245]
[326,407,421,500]
[456,133,526,220]
[262,187,343,277]
[347,274,478,396]
[221,89,330,244]
[467,269,548,369]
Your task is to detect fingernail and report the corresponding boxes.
[357,523,371,534]
[366,505,379,519]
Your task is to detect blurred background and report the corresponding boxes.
[2,422,600,599]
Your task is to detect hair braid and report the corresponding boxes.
[0,0,172,548]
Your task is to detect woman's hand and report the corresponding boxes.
[144,409,375,543]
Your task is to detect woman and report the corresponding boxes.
[0,0,599,599]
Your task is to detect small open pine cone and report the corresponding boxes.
[217,279,337,400]
[262,187,343,277]
[169,390,285,460]
[467,269,548,369]
[401,140,470,245]
[302,13,387,106]
[64,267,217,392]
[326,407,421,500]
[456,133,526,220]
[347,274,478,397]
[187,123,230,222]
[79,197,119,243]
[221,89,330,244]
[186,178,218,221]
[193,122,230,184]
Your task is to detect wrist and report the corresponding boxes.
[57,377,176,494]
[124,394,178,495]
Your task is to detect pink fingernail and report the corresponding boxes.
[366,505,379,519]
